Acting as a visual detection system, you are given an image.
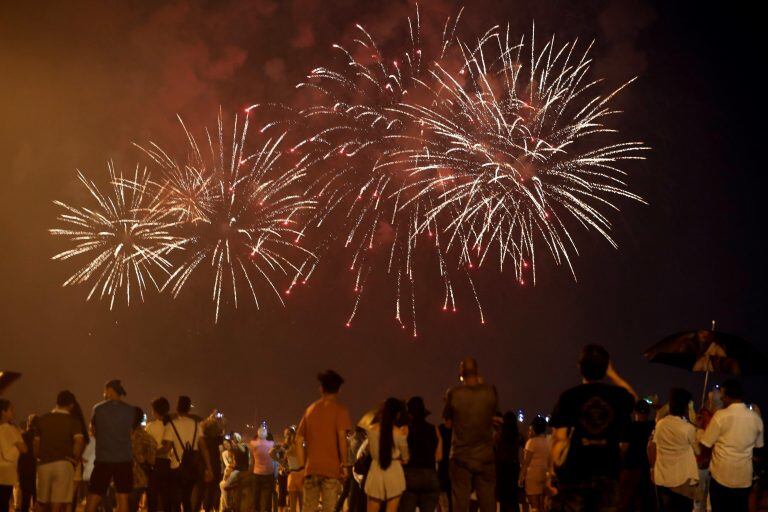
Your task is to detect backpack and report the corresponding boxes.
[170,419,199,484]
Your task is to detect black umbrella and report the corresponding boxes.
[644,323,768,405]
[0,370,21,395]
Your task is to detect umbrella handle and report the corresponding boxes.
[701,370,710,409]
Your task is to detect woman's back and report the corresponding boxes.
[525,436,550,469]
[367,425,408,464]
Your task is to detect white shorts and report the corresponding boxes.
[37,460,75,504]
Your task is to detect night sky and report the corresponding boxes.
[2,0,765,433]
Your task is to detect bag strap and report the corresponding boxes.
[169,420,184,462]
[170,419,197,456]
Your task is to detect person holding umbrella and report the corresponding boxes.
[699,379,764,512]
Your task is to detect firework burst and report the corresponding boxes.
[395,25,648,284]
[50,163,181,308]
[137,113,316,322]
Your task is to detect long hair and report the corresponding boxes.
[378,398,404,470]
[71,398,90,444]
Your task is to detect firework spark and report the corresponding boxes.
[50,163,181,309]
[137,113,316,322]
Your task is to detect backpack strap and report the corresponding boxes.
[169,420,184,462]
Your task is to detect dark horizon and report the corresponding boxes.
[2,0,766,434]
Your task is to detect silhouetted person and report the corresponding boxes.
[494,412,520,512]
[399,396,442,512]
[443,357,499,512]
[617,399,654,511]
[549,345,636,512]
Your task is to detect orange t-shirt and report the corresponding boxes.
[297,397,352,478]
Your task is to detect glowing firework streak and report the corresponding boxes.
[50,163,181,308]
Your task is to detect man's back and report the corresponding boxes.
[92,400,134,463]
[702,403,764,488]
[297,397,351,478]
[36,411,80,463]
[550,382,634,483]
[444,383,497,463]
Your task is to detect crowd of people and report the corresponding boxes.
[0,344,765,512]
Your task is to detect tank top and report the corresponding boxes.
[407,420,438,469]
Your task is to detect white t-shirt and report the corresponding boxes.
[652,415,699,488]
[146,420,169,459]
[701,403,764,488]
[164,416,201,469]
[0,423,23,485]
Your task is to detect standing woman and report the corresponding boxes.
[283,428,303,512]
[0,399,28,512]
[399,397,441,512]
[518,416,549,512]
[365,398,409,512]
[648,388,700,512]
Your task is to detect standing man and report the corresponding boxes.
[442,357,499,512]
[700,379,764,512]
[85,380,136,512]
[166,396,214,512]
[34,391,85,512]
[296,370,352,512]
[549,344,636,512]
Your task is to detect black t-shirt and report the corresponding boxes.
[550,382,634,484]
[623,420,654,470]
[406,420,438,469]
